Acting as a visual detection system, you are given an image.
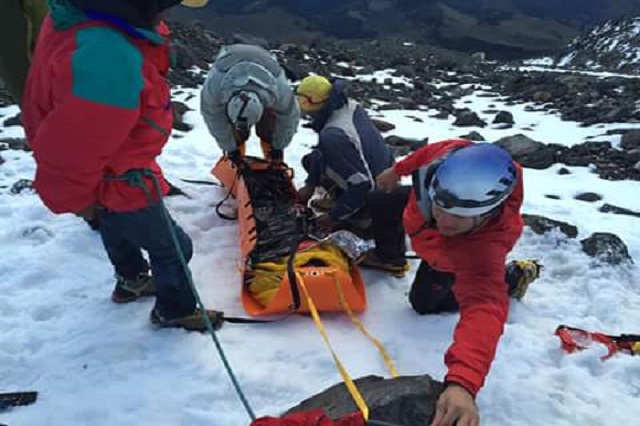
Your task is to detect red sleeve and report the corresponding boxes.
[394,139,471,176]
[444,245,510,397]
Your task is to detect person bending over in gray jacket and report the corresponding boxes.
[200,44,299,162]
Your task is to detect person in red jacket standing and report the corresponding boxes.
[22,0,221,332]
[376,140,541,426]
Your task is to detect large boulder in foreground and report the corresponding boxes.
[287,375,443,426]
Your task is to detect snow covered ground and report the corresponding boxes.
[1,74,639,425]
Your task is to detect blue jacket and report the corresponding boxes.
[306,80,394,220]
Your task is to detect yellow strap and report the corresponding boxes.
[333,273,399,378]
[295,272,370,421]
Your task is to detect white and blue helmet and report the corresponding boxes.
[427,143,517,217]
[226,90,264,129]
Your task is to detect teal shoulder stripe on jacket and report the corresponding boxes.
[72,26,144,109]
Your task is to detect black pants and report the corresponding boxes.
[409,261,520,314]
[330,186,411,258]
[366,187,411,262]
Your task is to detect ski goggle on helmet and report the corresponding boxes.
[226,91,264,131]
[296,75,332,113]
[428,143,517,217]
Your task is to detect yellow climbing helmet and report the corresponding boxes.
[181,0,209,7]
[296,75,332,113]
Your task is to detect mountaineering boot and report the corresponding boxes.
[111,272,156,303]
[358,251,410,278]
[150,308,224,332]
[506,259,542,300]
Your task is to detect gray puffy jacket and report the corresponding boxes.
[200,44,299,152]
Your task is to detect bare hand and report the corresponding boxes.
[431,384,479,426]
[376,167,400,191]
[297,185,316,205]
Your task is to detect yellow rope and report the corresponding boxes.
[295,272,370,421]
[333,273,399,378]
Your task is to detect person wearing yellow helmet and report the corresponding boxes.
[295,75,409,276]
[295,74,333,114]
[201,44,299,162]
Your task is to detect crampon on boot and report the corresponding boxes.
[358,251,410,278]
[506,259,542,300]
[150,308,224,332]
[111,272,156,303]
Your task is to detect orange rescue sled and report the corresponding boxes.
[212,156,367,316]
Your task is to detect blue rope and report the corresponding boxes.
[114,169,256,421]
[111,170,408,426]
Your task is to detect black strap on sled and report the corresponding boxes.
[215,168,239,221]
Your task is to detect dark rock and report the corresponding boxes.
[171,101,193,131]
[627,149,640,163]
[166,21,223,88]
[232,32,269,49]
[621,130,640,151]
[477,92,498,98]
[3,113,22,128]
[385,135,429,157]
[431,111,449,120]
[287,375,443,426]
[356,65,375,75]
[493,111,514,125]
[0,154,4,166]
[390,56,411,67]
[580,233,633,265]
[10,179,34,194]
[599,204,640,219]
[523,214,578,238]
[574,192,603,202]
[459,131,485,141]
[494,134,556,169]
[0,88,14,107]
[452,110,486,127]
[171,41,197,70]
[533,91,552,103]
[371,119,396,132]
[172,122,194,132]
[0,138,30,151]
[545,194,561,200]
[171,101,192,116]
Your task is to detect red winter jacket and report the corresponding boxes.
[252,409,365,426]
[23,5,171,214]
[394,139,524,397]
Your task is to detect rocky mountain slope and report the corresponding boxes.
[556,16,640,73]
[170,0,640,58]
